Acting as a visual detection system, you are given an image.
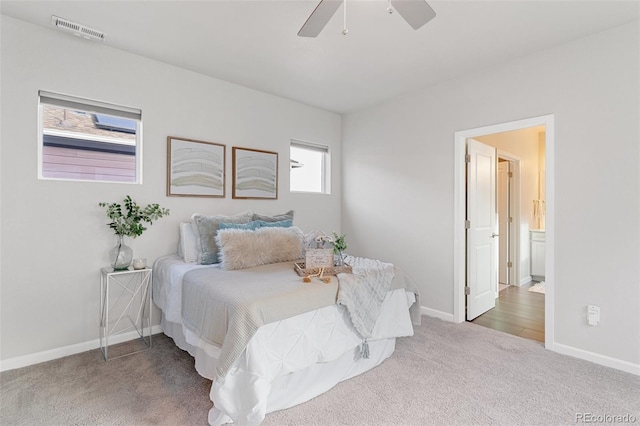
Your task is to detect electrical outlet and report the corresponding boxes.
[587,305,600,326]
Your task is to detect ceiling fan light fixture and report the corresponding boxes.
[298,0,436,37]
[389,0,436,30]
[342,0,348,35]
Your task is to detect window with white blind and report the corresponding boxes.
[38,91,142,183]
[290,140,330,194]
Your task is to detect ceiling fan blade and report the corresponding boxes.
[298,0,344,37]
[389,0,436,30]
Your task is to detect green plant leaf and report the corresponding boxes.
[99,196,170,238]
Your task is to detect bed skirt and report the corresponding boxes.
[161,288,414,425]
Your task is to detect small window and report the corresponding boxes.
[290,140,330,194]
[38,91,142,183]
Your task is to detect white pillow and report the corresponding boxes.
[216,226,304,270]
[178,222,199,263]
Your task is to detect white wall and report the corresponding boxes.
[0,16,341,362]
[343,22,639,367]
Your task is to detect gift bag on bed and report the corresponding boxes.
[303,231,335,268]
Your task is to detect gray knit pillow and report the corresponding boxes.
[192,211,254,264]
[252,210,294,223]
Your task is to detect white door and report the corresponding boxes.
[497,160,510,289]
[466,139,498,320]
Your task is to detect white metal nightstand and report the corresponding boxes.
[100,267,152,360]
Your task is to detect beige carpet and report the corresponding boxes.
[529,281,546,294]
[2,316,638,425]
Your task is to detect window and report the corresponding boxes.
[38,91,142,183]
[290,140,330,194]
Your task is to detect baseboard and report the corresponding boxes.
[519,276,532,286]
[424,304,638,376]
[0,325,163,373]
[421,305,455,322]
[552,342,639,376]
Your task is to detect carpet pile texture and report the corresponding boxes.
[2,316,638,425]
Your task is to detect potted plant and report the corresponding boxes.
[332,232,348,266]
[99,195,170,270]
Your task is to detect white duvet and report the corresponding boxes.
[153,255,416,425]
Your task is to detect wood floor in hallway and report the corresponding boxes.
[470,283,545,343]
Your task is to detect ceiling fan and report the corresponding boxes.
[298,0,436,37]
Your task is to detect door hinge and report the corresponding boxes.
[508,171,513,178]
[465,220,470,229]
[507,261,513,268]
[465,154,471,163]
[508,217,513,223]
[465,286,471,296]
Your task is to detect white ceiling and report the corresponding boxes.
[2,1,638,114]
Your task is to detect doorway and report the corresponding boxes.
[467,130,544,339]
[453,115,555,349]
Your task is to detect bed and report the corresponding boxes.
[152,213,420,425]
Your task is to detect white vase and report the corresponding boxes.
[110,235,133,270]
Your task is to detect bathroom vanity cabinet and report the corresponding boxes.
[530,230,545,281]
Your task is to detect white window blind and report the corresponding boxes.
[39,90,141,121]
[290,140,329,154]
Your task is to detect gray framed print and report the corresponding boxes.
[232,147,278,200]
[167,137,225,197]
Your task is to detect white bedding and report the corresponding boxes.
[153,255,417,425]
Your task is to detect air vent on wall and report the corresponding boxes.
[51,15,105,42]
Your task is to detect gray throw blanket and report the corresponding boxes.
[336,256,395,358]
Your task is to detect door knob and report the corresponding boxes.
[491,233,499,238]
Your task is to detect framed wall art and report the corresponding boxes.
[167,137,225,197]
[232,147,278,199]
